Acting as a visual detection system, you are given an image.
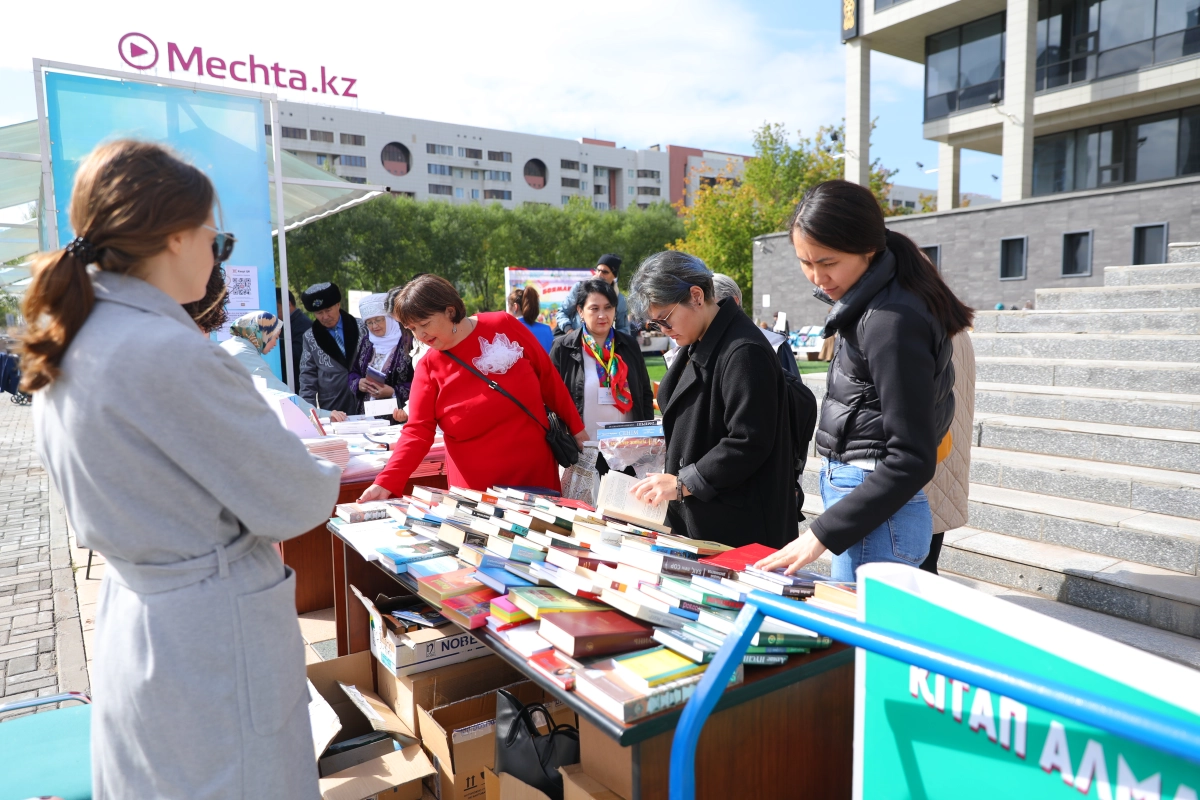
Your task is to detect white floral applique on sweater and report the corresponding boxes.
[473,333,524,375]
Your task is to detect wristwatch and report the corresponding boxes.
[676,477,686,502]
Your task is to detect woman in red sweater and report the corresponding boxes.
[359,275,585,500]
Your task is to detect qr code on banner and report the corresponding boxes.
[228,275,253,298]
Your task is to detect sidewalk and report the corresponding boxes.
[0,398,88,720]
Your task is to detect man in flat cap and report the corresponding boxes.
[554,253,629,336]
[298,282,364,415]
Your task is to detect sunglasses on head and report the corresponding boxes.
[644,302,680,333]
[203,225,236,264]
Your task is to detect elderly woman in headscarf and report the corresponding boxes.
[349,292,415,423]
[220,310,347,421]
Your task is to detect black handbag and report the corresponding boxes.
[444,351,580,468]
[494,688,580,800]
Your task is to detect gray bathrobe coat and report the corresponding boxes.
[34,272,341,799]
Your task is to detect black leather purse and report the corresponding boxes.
[494,688,580,800]
[444,351,580,468]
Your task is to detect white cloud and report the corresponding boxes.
[0,0,851,155]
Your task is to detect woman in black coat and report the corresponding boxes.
[628,253,796,549]
[549,279,655,439]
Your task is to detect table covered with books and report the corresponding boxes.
[323,480,858,800]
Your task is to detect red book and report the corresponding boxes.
[441,587,500,628]
[416,567,486,605]
[552,498,596,512]
[699,543,778,573]
[538,610,655,658]
[527,649,578,691]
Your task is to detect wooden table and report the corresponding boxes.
[329,526,855,799]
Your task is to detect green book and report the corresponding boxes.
[660,577,743,611]
[506,586,607,620]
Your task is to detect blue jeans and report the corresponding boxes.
[819,459,932,583]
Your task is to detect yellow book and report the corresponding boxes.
[611,646,706,691]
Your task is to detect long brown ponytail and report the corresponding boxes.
[19,140,214,392]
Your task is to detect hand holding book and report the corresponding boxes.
[630,472,689,507]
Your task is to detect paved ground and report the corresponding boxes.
[0,399,87,720]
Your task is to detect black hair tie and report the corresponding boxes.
[65,237,98,265]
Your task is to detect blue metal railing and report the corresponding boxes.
[668,589,1200,800]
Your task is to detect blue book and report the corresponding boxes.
[666,605,700,621]
[407,555,462,578]
[650,545,700,561]
[472,567,533,594]
[375,543,452,574]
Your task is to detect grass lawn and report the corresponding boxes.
[643,354,828,384]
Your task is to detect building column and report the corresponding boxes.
[1001,0,1037,202]
[937,143,960,211]
[844,38,871,187]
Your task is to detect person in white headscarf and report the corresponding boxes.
[220,311,346,421]
[349,292,415,422]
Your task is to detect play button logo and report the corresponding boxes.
[118,33,158,70]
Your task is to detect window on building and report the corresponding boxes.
[382,142,411,176]
[594,185,607,195]
[595,167,608,178]
[428,164,452,175]
[264,124,272,136]
[470,170,480,179]
[484,189,512,200]
[875,0,910,9]
[639,187,662,196]
[561,177,581,188]
[581,181,588,191]
[1000,237,1027,280]
[428,184,453,195]
[1133,223,1169,264]
[594,201,609,211]
[924,13,1005,120]
[904,200,916,208]
[341,133,366,146]
[1062,231,1093,276]
[629,186,635,195]
[581,163,588,173]
[471,189,480,199]
[454,168,463,179]
[427,144,453,155]
[562,195,571,205]
[637,169,661,179]
[316,155,329,166]
[485,170,511,181]
[561,160,580,170]
[346,177,367,184]
[281,127,307,139]
[524,159,547,189]
[458,147,483,159]
[455,187,464,198]
[342,155,366,167]
[487,151,512,162]
[627,169,635,178]
[921,245,942,271]
[310,130,334,143]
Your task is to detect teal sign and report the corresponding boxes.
[856,565,1200,799]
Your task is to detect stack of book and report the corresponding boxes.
[328,483,844,726]
[302,437,350,468]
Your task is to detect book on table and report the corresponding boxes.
[659,576,743,611]
[598,588,686,630]
[375,541,455,574]
[813,581,858,609]
[527,562,601,599]
[415,567,486,606]
[497,626,555,658]
[573,658,744,724]
[698,542,779,573]
[473,566,533,594]
[527,649,578,691]
[596,471,671,534]
[507,587,607,620]
[440,587,499,629]
[611,646,707,692]
[652,627,790,667]
[503,562,554,586]
[546,544,614,573]
[405,555,463,578]
[489,596,530,624]
[335,501,391,523]
[537,610,655,658]
[696,607,832,647]
[485,533,547,564]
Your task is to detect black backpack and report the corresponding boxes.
[783,370,818,519]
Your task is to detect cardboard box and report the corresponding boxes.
[497,772,553,800]
[559,765,625,800]
[355,585,491,676]
[377,655,525,736]
[308,651,437,800]
[419,682,577,800]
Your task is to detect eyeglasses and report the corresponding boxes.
[645,303,680,333]
[203,225,236,264]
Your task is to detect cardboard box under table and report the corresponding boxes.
[307,651,437,800]
[329,523,857,800]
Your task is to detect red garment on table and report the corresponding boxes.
[375,312,584,495]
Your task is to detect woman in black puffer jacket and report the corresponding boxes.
[756,180,973,581]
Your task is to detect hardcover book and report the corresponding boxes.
[415,567,486,605]
[538,610,655,658]
[441,588,500,629]
[507,586,607,619]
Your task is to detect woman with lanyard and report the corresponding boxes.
[550,278,654,440]
[755,179,972,580]
[25,140,340,797]
[220,310,347,421]
[349,292,415,422]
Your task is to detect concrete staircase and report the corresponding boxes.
[798,260,1200,640]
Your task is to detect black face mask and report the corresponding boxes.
[183,263,228,334]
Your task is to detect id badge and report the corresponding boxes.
[597,387,617,405]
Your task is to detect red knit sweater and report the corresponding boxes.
[375,312,585,495]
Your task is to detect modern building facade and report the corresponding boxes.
[271,101,747,211]
[814,0,1200,315]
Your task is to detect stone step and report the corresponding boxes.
[971,447,1200,521]
[974,308,1200,336]
[939,528,1200,639]
[971,332,1200,362]
[976,356,1200,394]
[1104,262,1200,286]
[975,413,1200,474]
[966,483,1200,574]
[1036,284,1200,310]
[975,382,1200,431]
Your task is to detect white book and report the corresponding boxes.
[596,472,670,534]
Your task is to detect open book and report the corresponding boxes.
[596,471,671,534]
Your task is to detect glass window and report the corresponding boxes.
[561,160,579,170]
[1180,108,1200,174]
[1098,123,1126,185]
[959,15,1006,110]
[1129,113,1179,182]
[921,245,941,270]
[1157,0,1200,33]
[1001,237,1027,280]
[471,189,480,199]
[428,184,452,195]
[1097,39,1154,76]
[455,187,464,199]
[426,144,452,155]
[926,28,961,119]
[1033,131,1076,195]
[342,155,366,167]
[562,195,571,205]
[1133,224,1168,264]
[1100,0,1155,49]
[341,133,366,146]
[1062,231,1093,276]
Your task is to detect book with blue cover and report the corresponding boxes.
[375,542,453,574]
[406,555,463,578]
[473,567,533,594]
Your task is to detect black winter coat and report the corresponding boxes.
[657,299,796,550]
[549,328,655,425]
[811,248,955,555]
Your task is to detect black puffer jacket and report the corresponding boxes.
[810,248,955,555]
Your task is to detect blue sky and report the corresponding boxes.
[0,0,1001,198]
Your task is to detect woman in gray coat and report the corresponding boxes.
[22,140,340,799]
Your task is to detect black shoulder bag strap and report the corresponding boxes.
[443,350,548,433]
